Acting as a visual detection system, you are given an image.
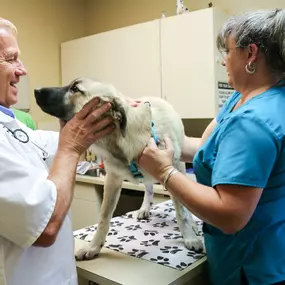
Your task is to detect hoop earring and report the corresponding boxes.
[245,62,256,74]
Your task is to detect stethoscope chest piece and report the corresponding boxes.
[12,129,29,143]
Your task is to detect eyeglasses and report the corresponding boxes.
[220,47,238,59]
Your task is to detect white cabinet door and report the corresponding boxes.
[61,20,161,99]
[160,8,228,118]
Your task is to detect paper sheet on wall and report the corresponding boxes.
[218,81,234,111]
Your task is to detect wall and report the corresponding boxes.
[85,0,285,136]
[3,0,284,127]
[0,0,88,124]
[86,0,285,36]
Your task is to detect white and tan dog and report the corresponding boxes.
[34,77,203,260]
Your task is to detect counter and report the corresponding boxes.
[72,175,209,285]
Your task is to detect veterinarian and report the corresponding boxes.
[138,9,285,285]
[0,18,115,285]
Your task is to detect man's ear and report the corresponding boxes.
[113,98,127,137]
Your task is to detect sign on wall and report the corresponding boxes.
[218,81,234,111]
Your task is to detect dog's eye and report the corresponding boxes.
[70,85,80,94]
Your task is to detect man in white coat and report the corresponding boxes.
[0,18,115,285]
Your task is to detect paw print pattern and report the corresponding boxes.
[117,235,137,243]
[151,206,160,211]
[164,207,175,213]
[110,220,124,227]
[140,239,160,247]
[85,225,97,232]
[173,226,180,232]
[187,251,205,258]
[125,224,142,231]
[155,213,169,219]
[106,244,124,252]
[153,222,169,228]
[137,218,152,224]
[122,213,134,219]
[150,256,170,265]
[74,233,89,241]
[160,246,182,254]
[176,262,189,270]
[143,230,158,236]
[107,229,118,236]
[171,218,177,224]
[163,233,183,240]
[127,249,149,258]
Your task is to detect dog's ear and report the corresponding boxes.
[113,98,127,137]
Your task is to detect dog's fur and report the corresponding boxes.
[34,77,203,260]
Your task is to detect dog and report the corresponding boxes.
[34,77,203,260]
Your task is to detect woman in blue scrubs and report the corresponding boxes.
[138,9,285,285]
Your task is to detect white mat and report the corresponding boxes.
[73,200,205,271]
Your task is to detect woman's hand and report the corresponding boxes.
[138,134,175,183]
[58,97,114,156]
[125,96,141,107]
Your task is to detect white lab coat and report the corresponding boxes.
[0,112,78,285]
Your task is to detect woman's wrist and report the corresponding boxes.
[157,165,180,189]
[161,167,179,190]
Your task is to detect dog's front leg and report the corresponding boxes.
[137,184,154,219]
[75,172,123,260]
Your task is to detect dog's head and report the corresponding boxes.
[34,77,128,136]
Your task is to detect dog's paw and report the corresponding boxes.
[75,245,102,261]
[136,208,150,220]
[184,238,204,253]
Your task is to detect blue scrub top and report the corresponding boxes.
[193,85,285,285]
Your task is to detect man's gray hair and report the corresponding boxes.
[217,9,285,78]
[0,17,18,35]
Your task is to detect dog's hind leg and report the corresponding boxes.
[75,172,123,260]
[171,161,204,252]
[137,184,154,219]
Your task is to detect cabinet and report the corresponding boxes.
[161,8,228,118]
[71,176,170,230]
[61,20,161,99]
[61,8,228,118]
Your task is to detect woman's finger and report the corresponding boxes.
[164,134,173,151]
[147,137,158,148]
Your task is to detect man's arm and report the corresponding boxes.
[33,150,79,247]
[34,99,114,247]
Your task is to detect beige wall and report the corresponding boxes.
[84,0,285,135]
[1,0,88,124]
[2,0,285,126]
[86,0,285,36]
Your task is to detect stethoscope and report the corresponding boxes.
[3,125,50,160]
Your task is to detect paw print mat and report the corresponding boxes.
[73,200,205,271]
